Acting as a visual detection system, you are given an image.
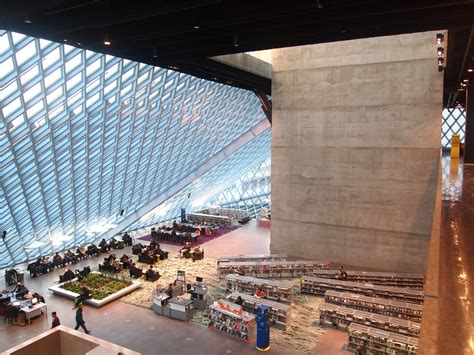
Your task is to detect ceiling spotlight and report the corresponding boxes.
[153,48,158,58]
[193,25,200,30]
[104,40,111,46]
[77,42,82,46]
[437,47,444,56]
[233,33,239,47]
[63,39,68,42]
[468,68,473,72]
[24,17,32,24]
[436,33,444,44]
[316,0,323,8]
[464,79,469,82]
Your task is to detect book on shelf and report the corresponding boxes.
[302,276,424,304]
[324,290,423,323]
[208,300,255,342]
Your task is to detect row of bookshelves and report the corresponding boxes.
[198,207,249,221]
[186,213,231,226]
[217,260,331,279]
[319,303,420,337]
[302,276,424,304]
[217,254,287,265]
[226,291,291,330]
[325,290,423,323]
[208,301,256,342]
[348,323,418,355]
[225,274,296,304]
[313,270,424,290]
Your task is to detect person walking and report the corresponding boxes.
[51,311,60,328]
[74,305,90,334]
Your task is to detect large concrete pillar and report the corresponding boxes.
[270,31,443,273]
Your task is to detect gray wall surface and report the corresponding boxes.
[270,31,443,273]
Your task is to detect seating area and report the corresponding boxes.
[58,266,91,283]
[27,234,132,279]
[133,241,169,264]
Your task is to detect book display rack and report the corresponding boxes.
[208,300,256,342]
[348,323,418,355]
[225,274,296,304]
[302,276,424,304]
[313,270,424,290]
[319,303,420,337]
[186,213,231,226]
[217,254,287,265]
[217,260,331,279]
[226,291,291,330]
[324,290,423,323]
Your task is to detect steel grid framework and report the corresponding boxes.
[441,108,466,148]
[0,30,269,267]
[210,157,271,218]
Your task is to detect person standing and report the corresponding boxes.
[51,311,60,328]
[74,306,90,334]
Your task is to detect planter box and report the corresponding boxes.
[48,274,141,308]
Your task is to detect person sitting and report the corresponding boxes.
[129,263,143,279]
[255,288,266,299]
[172,220,178,230]
[87,243,99,257]
[122,233,132,246]
[74,286,91,307]
[76,245,86,259]
[120,254,132,269]
[336,265,348,280]
[63,268,76,281]
[64,250,77,264]
[109,238,120,249]
[13,282,28,299]
[179,242,192,258]
[145,265,160,282]
[99,238,110,253]
[32,292,45,303]
[132,243,143,255]
[53,252,64,268]
[192,246,204,262]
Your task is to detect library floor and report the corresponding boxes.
[0,221,349,355]
[434,156,474,355]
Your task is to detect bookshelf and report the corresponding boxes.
[198,207,249,221]
[217,260,331,279]
[324,290,423,323]
[208,300,256,342]
[312,270,424,290]
[302,276,424,304]
[226,292,291,330]
[348,323,418,355]
[319,303,420,337]
[186,213,231,226]
[225,274,296,304]
[217,254,287,265]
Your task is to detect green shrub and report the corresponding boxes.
[61,273,132,300]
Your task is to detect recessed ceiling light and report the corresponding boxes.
[63,39,68,42]
[24,18,32,24]
[104,41,111,46]
[463,79,469,82]
[468,68,473,72]
[77,42,82,46]
[193,25,200,30]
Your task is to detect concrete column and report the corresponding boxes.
[270,31,443,273]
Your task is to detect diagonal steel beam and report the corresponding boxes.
[99,118,270,240]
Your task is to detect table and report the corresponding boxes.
[20,302,47,324]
